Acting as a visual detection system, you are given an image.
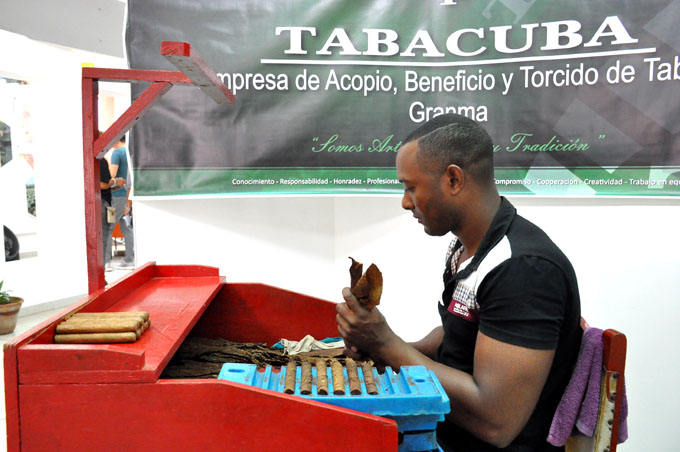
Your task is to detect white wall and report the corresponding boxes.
[134,195,680,451]
[509,197,680,452]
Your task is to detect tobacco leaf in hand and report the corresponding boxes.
[348,257,382,310]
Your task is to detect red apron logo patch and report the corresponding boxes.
[448,297,479,322]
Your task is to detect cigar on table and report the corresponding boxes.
[71,311,150,321]
[56,319,143,334]
[316,359,329,395]
[346,358,362,395]
[300,361,312,395]
[361,361,378,395]
[330,359,345,395]
[284,360,297,394]
[54,332,137,344]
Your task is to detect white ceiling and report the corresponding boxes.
[0,0,126,58]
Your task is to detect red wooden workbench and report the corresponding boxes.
[4,263,398,451]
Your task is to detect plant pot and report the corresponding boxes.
[0,296,23,335]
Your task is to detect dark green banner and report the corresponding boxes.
[126,0,680,196]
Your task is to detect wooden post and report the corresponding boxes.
[82,73,105,294]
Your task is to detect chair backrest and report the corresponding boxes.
[566,328,627,452]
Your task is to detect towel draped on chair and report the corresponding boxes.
[547,327,628,446]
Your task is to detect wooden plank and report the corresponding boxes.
[18,273,223,384]
[19,346,145,372]
[154,264,220,278]
[13,265,223,384]
[82,75,106,294]
[191,283,339,345]
[19,380,398,452]
[161,40,235,104]
[82,67,192,84]
[603,329,627,452]
[603,329,626,373]
[3,342,20,452]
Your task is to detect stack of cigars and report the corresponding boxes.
[54,311,151,344]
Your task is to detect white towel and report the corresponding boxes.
[279,335,345,355]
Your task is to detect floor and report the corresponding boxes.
[0,257,134,452]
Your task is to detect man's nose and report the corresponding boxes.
[401,191,413,210]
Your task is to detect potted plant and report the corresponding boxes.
[0,280,23,335]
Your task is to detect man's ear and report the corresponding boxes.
[445,164,464,195]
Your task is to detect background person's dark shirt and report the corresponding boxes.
[100,158,112,205]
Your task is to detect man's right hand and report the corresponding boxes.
[336,287,398,364]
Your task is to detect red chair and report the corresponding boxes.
[111,222,124,256]
[566,329,627,452]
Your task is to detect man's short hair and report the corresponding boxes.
[403,113,494,185]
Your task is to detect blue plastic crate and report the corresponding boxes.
[218,363,449,451]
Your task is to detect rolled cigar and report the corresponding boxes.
[284,360,297,394]
[54,332,137,344]
[72,311,150,321]
[65,316,147,327]
[56,319,142,334]
[346,358,362,395]
[361,361,378,395]
[63,315,145,322]
[300,361,312,395]
[330,359,345,395]
[68,319,147,327]
[61,317,145,324]
[316,359,328,395]
[60,318,141,326]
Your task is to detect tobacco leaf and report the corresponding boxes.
[348,258,383,310]
[349,257,363,290]
[364,264,383,310]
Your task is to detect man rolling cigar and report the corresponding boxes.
[336,114,582,452]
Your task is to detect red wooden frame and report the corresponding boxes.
[82,41,234,294]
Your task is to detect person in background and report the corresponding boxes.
[107,136,135,270]
[100,156,114,272]
[336,114,582,452]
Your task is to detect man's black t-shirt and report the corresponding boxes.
[436,198,582,452]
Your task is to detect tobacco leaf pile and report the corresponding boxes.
[162,336,348,379]
[162,336,289,379]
